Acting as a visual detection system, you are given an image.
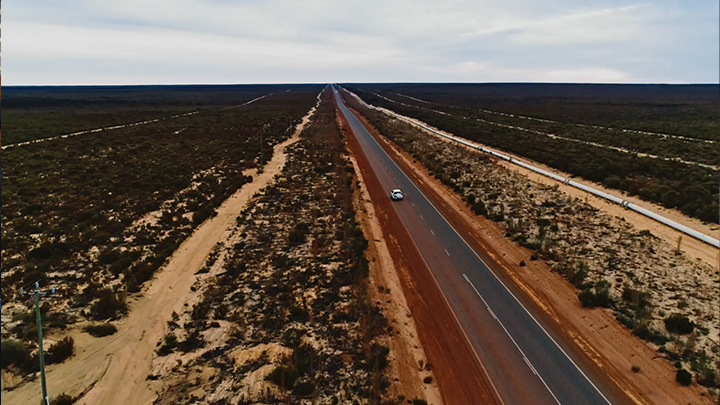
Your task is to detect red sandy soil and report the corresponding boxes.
[337,100,499,405]
[347,107,715,405]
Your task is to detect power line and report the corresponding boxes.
[19,282,57,405]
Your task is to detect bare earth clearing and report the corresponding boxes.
[1,99,319,405]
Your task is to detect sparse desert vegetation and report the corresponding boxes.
[1,86,322,381]
[344,93,720,393]
[146,89,399,404]
[348,85,719,223]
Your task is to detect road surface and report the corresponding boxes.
[333,85,626,405]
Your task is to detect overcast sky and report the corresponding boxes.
[5,0,719,85]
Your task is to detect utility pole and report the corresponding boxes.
[259,123,270,173]
[20,282,56,405]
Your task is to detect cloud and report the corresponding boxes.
[540,67,630,83]
[4,0,718,84]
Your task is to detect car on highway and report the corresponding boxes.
[391,189,403,200]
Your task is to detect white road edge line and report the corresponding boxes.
[420,214,424,220]
[444,248,450,256]
[333,88,508,405]
[464,273,561,405]
[336,85,613,405]
[430,230,435,235]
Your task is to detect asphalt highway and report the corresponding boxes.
[333,85,621,405]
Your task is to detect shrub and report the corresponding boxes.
[519,260,526,267]
[632,324,669,345]
[1,339,29,369]
[178,329,206,353]
[471,201,487,216]
[90,289,128,320]
[530,252,538,261]
[292,380,316,396]
[578,281,612,308]
[84,323,118,337]
[50,393,76,405]
[267,364,298,389]
[466,194,476,205]
[423,376,433,384]
[366,344,390,371]
[697,368,719,388]
[664,314,694,334]
[157,333,178,356]
[46,337,74,364]
[570,263,587,287]
[631,365,641,373]
[676,368,692,386]
[412,399,428,405]
[621,288,650,311]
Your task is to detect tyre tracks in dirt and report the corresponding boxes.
[1,96,320,405]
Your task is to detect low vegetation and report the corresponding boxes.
[83,323,118,337]
[1,86,323,382]
[148,88,395,404]
[343,92,720,393]
[349,86,719,223]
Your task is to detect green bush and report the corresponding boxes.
[1,339,29,369]
[423,375,433,384]
[156,333,178,356]
[292,380,316,396]
[578,281,612,308]
[84,323,118,337]
[90,289,128,320]
[366,344,390,371]
[412,399,428,405]
[676,369,692,386]
[632,324,669,346]
[664,313,694,334]
[697,368,719,388]
[471,201,487,216]
[267,364,298,389]
[50,393,76,405]
[46,337,74,364]
[621,287,650,311]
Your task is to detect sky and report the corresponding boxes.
[4,0,719,85]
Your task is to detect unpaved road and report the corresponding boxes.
[1,99,319,405]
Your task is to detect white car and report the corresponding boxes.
[391,189,403,200]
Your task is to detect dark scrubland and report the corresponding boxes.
[352,83,719,140]
[2,84,296,144]
[1,86,322,369]
[151,88,395,404]
[346,84,719,223]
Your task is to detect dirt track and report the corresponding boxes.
[1,102,318,405]
[351,111,715,405]
[338,101,499,405]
